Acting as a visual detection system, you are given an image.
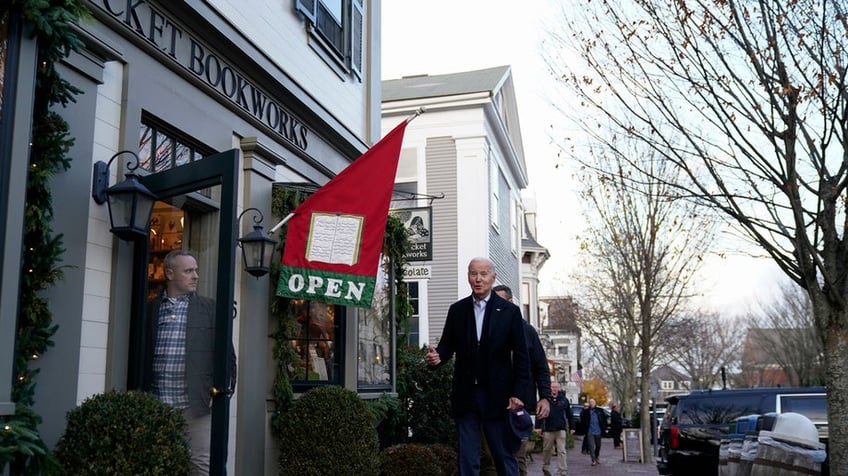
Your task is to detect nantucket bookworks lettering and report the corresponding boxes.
[91,0,309,151]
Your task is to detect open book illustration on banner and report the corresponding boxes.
[305,213,364,266]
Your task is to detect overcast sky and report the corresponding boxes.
[380,0,786,314]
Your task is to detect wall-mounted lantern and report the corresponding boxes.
[92,150,157,241]
[237,208,277,278]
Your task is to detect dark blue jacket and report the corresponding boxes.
[536,390,571,432]
[578,406,608,436]
[433,292,531,419]
[523,323,552,413]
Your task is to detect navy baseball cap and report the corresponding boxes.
[509,408,533,440]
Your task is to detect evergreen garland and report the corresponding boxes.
[268,186,412,440]
[1,1,87,474]
[268,187,310,435]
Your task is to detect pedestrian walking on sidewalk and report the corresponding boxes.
[535,381,570,476]
[577,398,607,466]
[610,403,623,449]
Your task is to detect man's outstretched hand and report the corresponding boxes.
[535,398,550,418]
[425,345,441,366]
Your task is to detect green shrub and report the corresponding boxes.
[400,346,456,444]
[380,444,441,476]
[54,390,189,475]
[427,443,457,476]
[278,386,380,475]
[366,392,404,449]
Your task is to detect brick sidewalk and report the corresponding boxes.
[523,435,660,475]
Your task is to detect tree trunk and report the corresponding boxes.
[824,314,848,476]
[640,301,653,464]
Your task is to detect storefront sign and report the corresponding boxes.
[402,265,431,279]
[91,0,310,151]
[623,428,643,463]
[389,207,433,261]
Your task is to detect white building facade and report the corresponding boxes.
[2,1,384,474]
[381,65,544,348]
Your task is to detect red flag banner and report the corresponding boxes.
[276,120,409,307]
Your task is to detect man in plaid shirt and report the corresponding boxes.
[144,250,236,476]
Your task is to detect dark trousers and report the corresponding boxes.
[612,429,622,448]
[586,433,602,462]
[456,386,519,475]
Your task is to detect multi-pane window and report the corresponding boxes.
[138,116,214,197]
[290,300,342,385]
[294,0,364,79]
[661,380,674,390]
[138,120,208,173]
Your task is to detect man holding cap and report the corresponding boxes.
[426,257,531,475]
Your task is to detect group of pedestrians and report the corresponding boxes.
[426,257,625,476]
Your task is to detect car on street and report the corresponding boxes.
[656,386,827,476]
[570,403,584,433]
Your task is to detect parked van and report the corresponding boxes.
[656,386,827,476]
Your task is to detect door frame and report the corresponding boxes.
[130,149,239,476]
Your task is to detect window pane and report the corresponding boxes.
[320,0,342,23]
[679,395,762,424]
[138,124,153,170]
[138,124,155,170]
[780,395,827,422]
[291,300,339,383]
[315,1,344,54]
[405,281,420,348]
[358,257,392,388]
[175,142,191,167]
[154,131,174,172]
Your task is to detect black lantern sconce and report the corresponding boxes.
[237,208,278,278]
[91,150,158,241]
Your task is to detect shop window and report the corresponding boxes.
[357,257,393,390]
[294,0,364,79]
[290,300,342,386]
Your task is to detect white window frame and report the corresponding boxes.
[510,196,520,255]
[489,156,500,230]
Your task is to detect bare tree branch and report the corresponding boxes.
[544,0,848,468]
